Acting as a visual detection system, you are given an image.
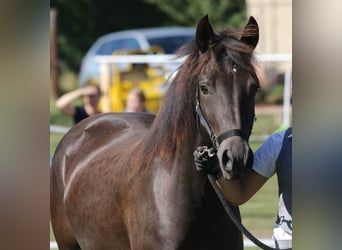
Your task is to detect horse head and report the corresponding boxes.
[195,15,259,180]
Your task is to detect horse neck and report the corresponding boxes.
[172,134,208,191]
[140,73,197,161]
[151,132,208,222]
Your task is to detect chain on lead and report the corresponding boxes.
[197,146,217,158]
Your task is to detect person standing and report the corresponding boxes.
[195,127,292,249]
[55,85,101,124]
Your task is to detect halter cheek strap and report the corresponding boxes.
[195,94,218,147]
[195,84,247,149]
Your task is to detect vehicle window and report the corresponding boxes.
[96,39,123,55]
[121,39,140,50]
[147,35,194,54]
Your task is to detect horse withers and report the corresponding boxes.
[51,15,259,250]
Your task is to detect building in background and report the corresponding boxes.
[246,0,292,94]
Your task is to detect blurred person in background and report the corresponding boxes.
[56,84,101,124]
[125,87,148,113]
[195,127,292,249]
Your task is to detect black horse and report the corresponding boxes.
[51,15,259,249]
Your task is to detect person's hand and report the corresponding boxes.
[193,146,222,180]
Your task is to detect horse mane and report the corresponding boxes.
[134,27,257,168]
[135,56,198,167]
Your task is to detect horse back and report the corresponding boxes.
[53,112,154,182]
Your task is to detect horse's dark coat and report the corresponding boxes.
[51,15,259,250]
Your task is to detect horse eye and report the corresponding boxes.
[199,84,209,95]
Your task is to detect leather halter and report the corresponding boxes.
[195,83,247,150]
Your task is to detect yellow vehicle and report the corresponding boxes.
[97,48,175,113]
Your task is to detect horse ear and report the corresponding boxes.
[196,15,215,53]
[240,16,259,49]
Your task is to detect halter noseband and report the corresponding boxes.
[195,83,247,150]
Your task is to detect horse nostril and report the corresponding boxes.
[221,149,232,172]
[244,145,254,169]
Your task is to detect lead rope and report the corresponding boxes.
[195,147,291,250]
[208,175,293,250]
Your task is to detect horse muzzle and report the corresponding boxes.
[217,136,253,180]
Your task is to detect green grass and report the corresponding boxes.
[253,114,280,135]
[240,175,277,237]
[50,223,55,241]
[50,133,64,155]
[50,97,82,127]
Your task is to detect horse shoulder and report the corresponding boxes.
[53,113,155,188]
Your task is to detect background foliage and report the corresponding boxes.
[50,0,246,73]
[143,0,246,28]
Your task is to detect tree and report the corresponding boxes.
[50,0,246,73]
[50,0,172,72]
[143,0,246,29]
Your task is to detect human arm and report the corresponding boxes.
[216,170,268,206]
[194,146,267,206]
[55,85,99,116]
[195,132,283,206]
[216,132,284,205]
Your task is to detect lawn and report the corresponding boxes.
[50,101,283,248]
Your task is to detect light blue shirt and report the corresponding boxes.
[252,128,293,240]
[252,130,286,178]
